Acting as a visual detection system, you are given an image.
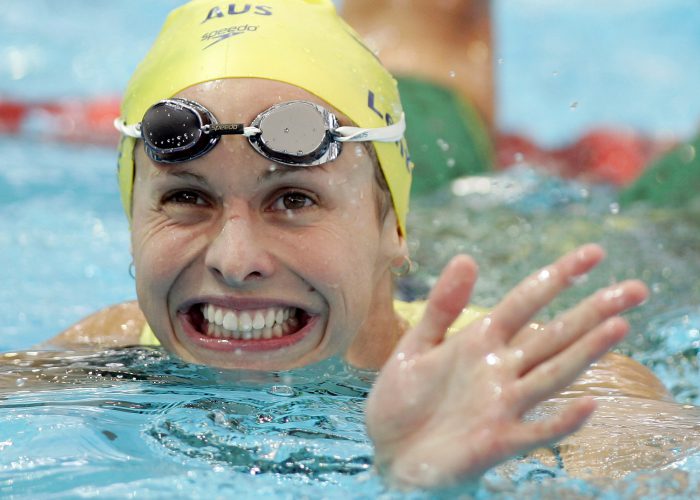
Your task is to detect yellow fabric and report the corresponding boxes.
[138,300,488,346]
[393,300,488,337]
[117,0,412,234]
[139,321,160,346]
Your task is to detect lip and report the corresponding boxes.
[177,296,307,312]
[176,296,320,353]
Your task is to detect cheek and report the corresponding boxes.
[291,222,382,298]
[130,214,206,300]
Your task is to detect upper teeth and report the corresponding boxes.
[201,304,296,340]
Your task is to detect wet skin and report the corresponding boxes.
[130,79,406,371]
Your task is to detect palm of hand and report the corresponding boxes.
[366,245,648,488]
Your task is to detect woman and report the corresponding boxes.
[49,0,656,488]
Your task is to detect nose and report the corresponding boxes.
[204,210,276,286]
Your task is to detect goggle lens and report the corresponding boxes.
[141,100,216,163]
[250,101,337,166]
[258,103,325,156]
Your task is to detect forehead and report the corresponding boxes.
[174,78,353,125]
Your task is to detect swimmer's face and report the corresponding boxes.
[130,79,404,370]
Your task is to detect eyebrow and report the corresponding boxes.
[166,170,209,185]
[258,163,329,183]
[162,163,329,185]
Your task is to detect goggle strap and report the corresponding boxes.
[334,113,406,143]
[114,118,142,139]
[243,126,262,137]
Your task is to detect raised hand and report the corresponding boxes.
[366,244,649,488]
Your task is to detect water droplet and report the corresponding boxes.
[436,138,450,152]
[448,70,456,78]
[680,144,696,163]
[446,158,456,168]
[257,414,274,424]
[485,353,501,366]
[268,385,295,397]
[536,269,552,282]
[15,377,27,387]
[569,273,590,286]
[602,287,624,302]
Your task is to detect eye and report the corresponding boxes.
[163,189,209,206]
[269,191,316,211]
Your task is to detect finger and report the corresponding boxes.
[405,254,478,352]
[489,244,605,343]
[514,279,648,375]
[516,316,629,407]
[506,397,596,454]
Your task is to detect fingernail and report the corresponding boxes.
[575,247,590,261]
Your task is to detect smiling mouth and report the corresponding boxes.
[187,304,309,341]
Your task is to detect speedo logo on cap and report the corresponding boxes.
[202,24,259,49]
[202,4,273,23]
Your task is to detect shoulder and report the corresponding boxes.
[570,352,671,401]
[41,301,146,350]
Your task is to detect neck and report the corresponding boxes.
[345,271,405,370]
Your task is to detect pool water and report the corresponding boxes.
[2,0,700,498]
[0,352,380,498]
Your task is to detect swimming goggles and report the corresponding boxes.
[114,98,405,166]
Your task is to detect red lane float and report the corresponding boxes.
[554,129,652,186]
[497,129,676,186]
[1,97,676,186]
[0,100,29,134]
[0,96,121,146]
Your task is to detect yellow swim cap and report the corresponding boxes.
[117,0,412,233]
